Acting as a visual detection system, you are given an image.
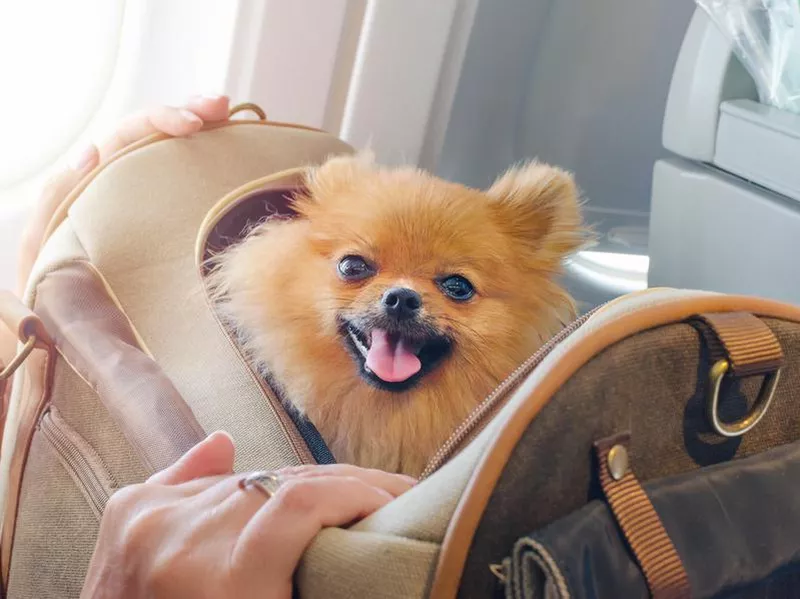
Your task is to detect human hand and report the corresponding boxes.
[80,432,415,599]
[17,95,231,294]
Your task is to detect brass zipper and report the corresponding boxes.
[420,304,605,479]
[39,407,119,519]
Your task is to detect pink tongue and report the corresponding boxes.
[365,329,422,383]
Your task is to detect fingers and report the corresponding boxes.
[98,107,199,160]
[148,431,235,485]
[232,475,396,584]
[18,95,231,293]
[184,463,416,537]
[185,95,230,122]
[97,95,229,160]
[187,463,414,509]
[280,464,416,498]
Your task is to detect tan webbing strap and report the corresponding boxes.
[693,312,784,377]
[1,346,54,590]
[594,434,691,599]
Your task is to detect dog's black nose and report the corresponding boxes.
[382,287,422,321]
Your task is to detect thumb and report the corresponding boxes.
[37,145,99,230]
[147,431,235,485]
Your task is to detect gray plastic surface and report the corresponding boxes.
[649,158,800,304]
[715,99,800,205]
[437,0,694,256]
[662,8,757,161]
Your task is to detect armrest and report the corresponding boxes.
[715,99,800,204]
[662,8,757,161]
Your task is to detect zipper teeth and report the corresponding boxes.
[198,176,321,466]
[215,314,313,464]
[420,306,602,479]
[39,411,117,516]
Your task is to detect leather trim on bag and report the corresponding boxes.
[40,118,329,247]
[195,169,308,267]
[428,295,800,599]
[0,291,51,350]
[80,261,155,359]
[1,345,54,587]
[594,433,690,599]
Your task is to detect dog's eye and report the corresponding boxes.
[438,275,475,301]
[338,255,375,281]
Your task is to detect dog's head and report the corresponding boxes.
[211,152,585,471]
[282,152,584,391]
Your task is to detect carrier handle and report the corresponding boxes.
[229,102,267,121]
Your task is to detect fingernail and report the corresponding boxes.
[69,146,95,171]
[202,93,225,101]
[179,109,203,124]
[207,430,234,445]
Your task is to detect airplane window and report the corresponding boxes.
[0,1,125,192]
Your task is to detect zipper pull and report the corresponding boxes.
[489,561,509,584]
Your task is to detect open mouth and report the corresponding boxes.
[341,320,452,392]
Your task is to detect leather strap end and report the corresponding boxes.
[693,312,783,377]
[0,291,51,349]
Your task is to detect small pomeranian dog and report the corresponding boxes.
[210,152,584,477]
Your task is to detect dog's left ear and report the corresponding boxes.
[294,150,376,217]
[485,161,586,264]
[303,150,375,197]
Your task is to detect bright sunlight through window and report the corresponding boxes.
[569,251,650,292]
[0,1,124,193]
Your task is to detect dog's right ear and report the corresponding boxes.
[301,150,376,205]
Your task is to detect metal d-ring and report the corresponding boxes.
[0,335,37,380]
[706,359,781,438]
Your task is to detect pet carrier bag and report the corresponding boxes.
[1,102,800,599]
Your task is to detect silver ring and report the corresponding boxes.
[238,471,283,499]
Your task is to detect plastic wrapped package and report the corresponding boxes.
[697,0,800,113]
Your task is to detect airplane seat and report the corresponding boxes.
[649,7,800,304]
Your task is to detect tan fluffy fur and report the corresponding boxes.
[209,152,585,477]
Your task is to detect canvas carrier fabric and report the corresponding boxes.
[1,103,800,599]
